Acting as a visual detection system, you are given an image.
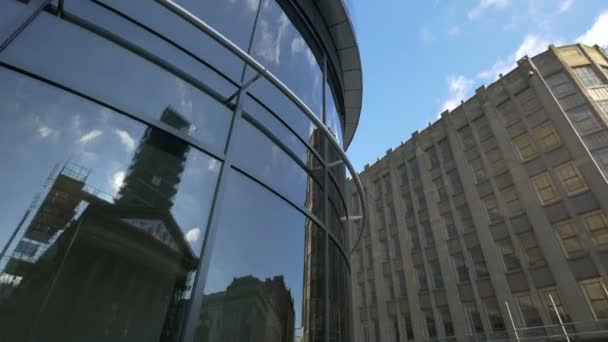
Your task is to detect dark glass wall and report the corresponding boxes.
[0,0,353,342]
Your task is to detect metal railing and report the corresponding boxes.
[155,0,368,254]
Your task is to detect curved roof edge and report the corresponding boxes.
[298,0,363,150]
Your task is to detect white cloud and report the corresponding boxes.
[448,25,462,36]
[558,0,574,14]
[115,129,136,153]
[440,75,475,112]
[477,34,552,81]
[576,11,608,47]
[468,0,509,20]
[111,170,125,193]
[78,129,103,144]
[185,227,202,244]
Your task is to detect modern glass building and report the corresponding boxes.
[0,0,364,341]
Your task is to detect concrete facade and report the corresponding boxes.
[348,44,608,341]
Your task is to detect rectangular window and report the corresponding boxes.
[557,162,587,194]
[502,186,523,216]
[566,105,602,135]
[599,100,608,115]
[443,213,458,239]
[470,246,489,279]
[453,252,469,283]
[465,304,485,334]
[497,238,521,271]
[470,156,487,183]
[430,260,444,288]
[541,287,571,324]
[554,220,584,256]
[398,164,409,187]
[439,138,453,161]
[448,169,463,194]
[583,210,608,246]
[532,172,560,204]
[516,292,543,327]
[534,122,561,151]
[483,195,502,224]
[580,278,608,319]
[485,298,506,331]
[513,133,537,161]
[439,307,455,336]
[398,271,407,297]
[383,174,392,194]
[519,232,544,266]
[418,267,428,291]
[425,310,437,338]
[427,146,440,169]
[574,66,603,87]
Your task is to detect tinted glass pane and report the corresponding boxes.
[196,169,324,342]
[97,0,246,82]
[230,117,324,213]
[176,0,259,50]
[1,12,233,155]
[0,67,220,340]
[329,241,350,342]
[250,0,323,118]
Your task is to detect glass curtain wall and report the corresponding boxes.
[0,0,355,341]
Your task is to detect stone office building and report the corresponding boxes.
[348,44,608,341]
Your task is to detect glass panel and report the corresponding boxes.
[329,241,350,342]
[1,11,233,154]
[196,169,324,342]
[175,0,259,50]
[97,0,246,82]
[230,117,324,213]
[250,0,323,118]
[0,67,220,340]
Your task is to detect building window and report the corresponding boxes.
[398,164,409,187]
[443,213,458,239]
[469,156,487,183]
[392,318,401,342]
[427,146,440,169]
[418,267,428,291]
[497,238,520,271]
[574,66,603,87]
[425,310,437,338]
[599,100,608,115]
[483,195,502,224]
[485,299,506,331]
[583,210,608,246]
[516,293,543,327]
[470,246,489,279]
[519,232,544,267]
[566,105,602,135]
[557,162,588,194]
[532,172,560,204]
[452,252,469,283]
[534,122,561,151]
[430,260,443,289]
[554,220,584,256]
[541,287,571,324]
[465,304,485,334]
[439,139,453,161]
[581,278,608,319]
[439,307,455,336]
[383,174,392,195]
[398,271,407,297]
[502,186,523,216]
[513,133,537,161]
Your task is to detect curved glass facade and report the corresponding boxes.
[0,1,360,342]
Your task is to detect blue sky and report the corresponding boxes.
[346,0,608,171]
